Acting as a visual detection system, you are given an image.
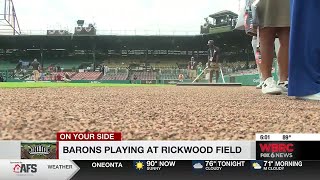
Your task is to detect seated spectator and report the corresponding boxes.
[40,70,46,81]
[178,74,184,82]
[63,73,71,82]
[56,74,63,81]
[0,74,4,82]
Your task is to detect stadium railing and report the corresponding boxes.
[19,29,200,36]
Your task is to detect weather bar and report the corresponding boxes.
[256,134,320,141]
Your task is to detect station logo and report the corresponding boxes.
[21,142,57,159]
[257,142,295,160]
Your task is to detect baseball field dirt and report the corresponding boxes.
[0,86,319,140]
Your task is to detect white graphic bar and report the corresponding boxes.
[0,141,21,159]
[0,141,56,159]
[256,134,320,141]
[58,141,255,160]
[0,160,79,180]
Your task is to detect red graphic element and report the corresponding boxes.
[13,164,21,173]
[259,143,294,153]
[57,132,122,141]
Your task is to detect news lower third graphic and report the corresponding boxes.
[3,134,320,179]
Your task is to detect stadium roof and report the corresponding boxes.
[209,10,238,18]
[0,31,251,51]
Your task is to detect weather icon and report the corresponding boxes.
[252,162,262,170]
[193,163,204,169]
[135,161,144,170]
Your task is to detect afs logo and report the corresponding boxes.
[259,143,294,153]
[12,163,37,174]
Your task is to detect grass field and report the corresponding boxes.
[0,82,167,88]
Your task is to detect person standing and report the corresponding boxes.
[104,65,109,76]
[256,0,290,95]
[288,0,320,100]
[31,59,40,82]
[15,60,23,74]
[187,57,197,81]
[207,40,220,83]
[132,74,138,84]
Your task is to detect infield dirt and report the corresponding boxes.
[0,86,319,140]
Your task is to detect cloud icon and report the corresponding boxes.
[252,163,262,170]
[193,163,203,169]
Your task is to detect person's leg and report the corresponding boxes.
[259,27,282,94]
[36,71,40,81]
[276,27,290,82]
[215,70,219,83]
[209,70,213,83]
[33,71,36,81]
[259,27,276,80]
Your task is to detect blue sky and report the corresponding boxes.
[11,0,239,35]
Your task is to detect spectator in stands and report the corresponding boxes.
[56,73,63,81]
[0,74,4,82]
[178,74,184,82]
[40,69,46,81]
[91,64,94,71]
[15,60,23,74]
[31,59,40,82]
[101,65,104,73]
[257,0,290,95]
[104,65,109,76]
[132,74,138,84]
[63,73,71,82]
[288,0,320,100]
[56,65,61,72]
[48,65,54,81]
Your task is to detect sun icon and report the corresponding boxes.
[135,161,144,170]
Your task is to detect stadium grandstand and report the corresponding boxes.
[0,1,260,85]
